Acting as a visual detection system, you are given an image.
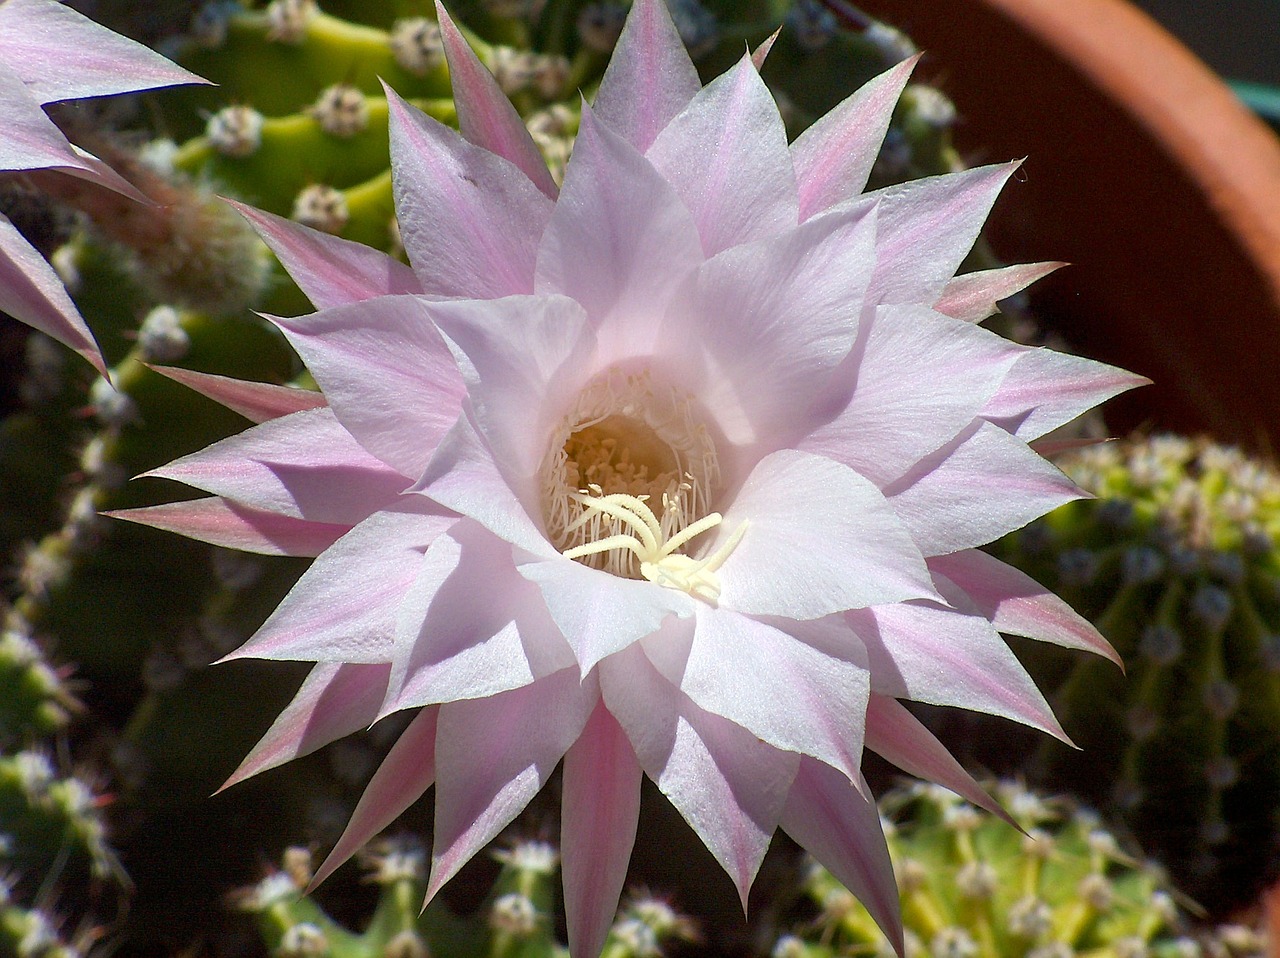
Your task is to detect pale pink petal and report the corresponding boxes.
[934,262,1064,323]
[428,294,594,481]
[780,759,903,954]
[414,416,557,558]
[105,497,348,557]
[269,296,465,481]
[221,662,391,790]
[863,694,1011,823]
[667,202,876,448]
[310,706,440,889]
[750,29,780,69]
[646,54,798,255]
[384,520,573,712]
[534,105,702,359]
[865,162,1020,307]
[792,56,918,221]
[519,557,694,675]
[225,200,421,309]
[600,645,798,909]
[801,305,1022,486]
[883,421,1084,556]
[982,349,1151,441]
[1030,436,1110,457]
[386,84,553,298]
[147,365,326,424]
[0,213,105,375]
[928,549,1120,665]
[715,450,937,619]
[144,407,411,523]
[0,0,204,102]
[643,606,869,781]
[434,1,558,198]
[427,668,596,902]
[591,0,700,152]
[561,701,643,958]
[222,504,453,663]
[847,593,1070,742]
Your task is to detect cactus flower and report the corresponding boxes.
[0,0,203,374]
[113,1,1146,955]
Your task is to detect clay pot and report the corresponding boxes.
[850,0,1280,448]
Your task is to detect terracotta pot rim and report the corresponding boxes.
[975,0,1280,303]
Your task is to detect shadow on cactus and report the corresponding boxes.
[991,435,1280,916]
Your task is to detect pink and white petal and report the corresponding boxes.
[385,520,573,712]
[310,706,440,889]
[884,421,1084,556]
[668,202,876,448]
[222,504,454,664]
[792,56,918,221]
[0,0,204,102]
[864,694,1011,823]
[600,645,799,909]
[780,759,903,954]
[221,662,391,790]
[800,305,1022,487]
[434,1,557,198]
[643,606,869,781]
[415,416,557,559]
[428,294,594,480]
[534,106,702,360]
[225,200,421,309]
[147,365,326,423]
[1030,436,1110,457]
[561,701,643,958]
[928,549,1119,664]
[144,407,411,524]
[982,348,1151,441]
[0,213,105,375]
[865,162,1019,307]
[714,450,937,619]
[519,556,694,675]
[750,29,780,69]
[646,54,797,255]
[934,262,1064,323]
[427,668,597,902]
[591,0,701,153]
[847,597,1069,742]
[105,497,348,557]
[386,85,553,299]
[269,296,465,481]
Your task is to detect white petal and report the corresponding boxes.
[386,85,553,298]
[519,557,693,674]
[883,420,1084,556]
[647,54,798,255]
[591,0,700,152]
[535,106,702,361]
[222,505,453,663]
[144,407,411,524]
[643,606,869,780]
[269,296,465,481]
[792,56,918,220]
[715,450,937,618]
[801,305,1023,486]
[600,645,798,909]
[427,668,596,902]
[428,294,594,480]
[384,520,573,712]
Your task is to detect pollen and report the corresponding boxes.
[540,368,743,601]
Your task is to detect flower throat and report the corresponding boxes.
[540,369,743,601]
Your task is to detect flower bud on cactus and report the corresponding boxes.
[993,435,1280,915]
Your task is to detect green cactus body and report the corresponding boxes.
[776,782,1207,958]
[993,436,1280,915]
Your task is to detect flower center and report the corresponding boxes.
[540,369,744,602]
